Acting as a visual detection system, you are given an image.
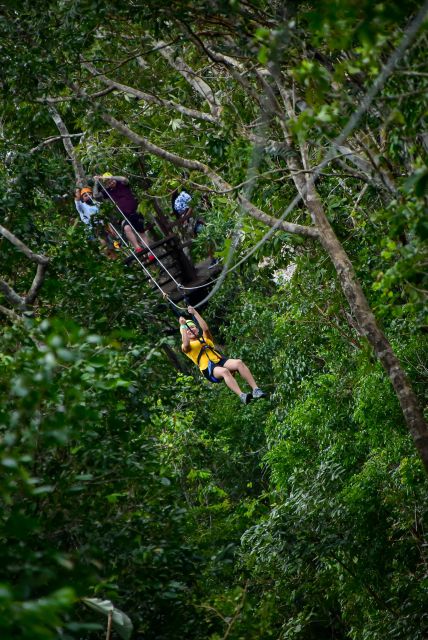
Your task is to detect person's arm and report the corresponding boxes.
[110,176,128,184]
[179,316,191,352]
[187,306,213,341]
[74,200,90,225]
[92,178,103,199]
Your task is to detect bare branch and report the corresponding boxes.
[48,106,87,186]
[30,133,84,154]
[185,31,262,104]
[102,112,318,238]
[0,224,49,314]
[0,224,49,265]
[0,279,26,310]
[334,144,398,195]
[37,86,115,104]
[0,304,22,322]
[152,38,221,117]
[333,157,380,187]
[82,60,217,124]
[25,263,49,305]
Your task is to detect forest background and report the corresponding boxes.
[0,0,428,638]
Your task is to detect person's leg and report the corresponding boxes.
[224,358,257,390]
[224,358,267,398]
[124,224,141,250]
[139,231,151,249]
[212,366,243,396]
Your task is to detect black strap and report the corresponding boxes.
[196,338,224,367]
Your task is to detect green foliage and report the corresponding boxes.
[0,1,427,639]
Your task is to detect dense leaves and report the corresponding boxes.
[1,1,427,639]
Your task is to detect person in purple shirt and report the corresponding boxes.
[93,173,154,260]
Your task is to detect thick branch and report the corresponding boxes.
[152,39,221,118]
[0,225,49,312]
[271,76,308,199]
[0,279,26,310]
[0,304,21,322]
[25,263,49,305]
[82,60,217,124]
[268,53,428,472]
[102,112,317,238]
[48,106,85,181]
[48,106,86,186]
[305,178,428,473]
[0,224,49,265]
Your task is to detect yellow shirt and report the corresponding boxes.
[183,336,222,371]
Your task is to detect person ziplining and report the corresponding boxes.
[179,305,267,404]
[93,172,155,261]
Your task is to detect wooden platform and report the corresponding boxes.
[125,232,222,307]
[157,257,222,305]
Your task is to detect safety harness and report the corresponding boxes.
[196,338,226,384]
[182,321,226,383]
[196,338,224,367]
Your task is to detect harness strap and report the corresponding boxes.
[196,338,224,368]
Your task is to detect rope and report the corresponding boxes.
[97,181,184,288]
[108,221,186,311]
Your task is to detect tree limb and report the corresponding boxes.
[37,86,115,104]
[185,31,262,104]
[30,133,84,154]
[0,225,49,315]
[334,144,398,195]
[47,105,87,186]
[101,112,318,238]
[25,263,49,305]
[82,60,217,124]
[0,279,26,310]
[151,38,221,118]
[0,304,22,322]
[0,224,49,265]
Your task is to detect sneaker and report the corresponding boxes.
[148,252,155,262]
[252,387,267,399]
[134,246,144,255]
[240,392,253,405]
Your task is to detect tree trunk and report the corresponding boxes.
[306,182,428,472]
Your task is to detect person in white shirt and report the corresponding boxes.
[74,187,101,229]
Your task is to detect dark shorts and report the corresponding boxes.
[121,212,146,232]
[202,357,228,383]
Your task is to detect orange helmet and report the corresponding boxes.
[80,187,92,196]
